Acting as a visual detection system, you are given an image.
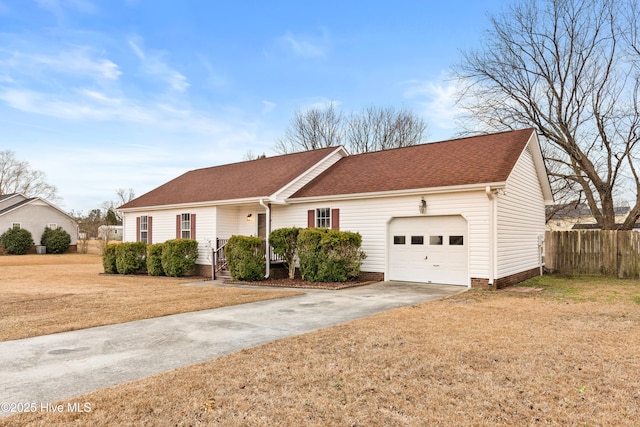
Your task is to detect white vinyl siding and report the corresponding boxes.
[123,207,216,264]
[273,190,489,280]
[496,145,546,278]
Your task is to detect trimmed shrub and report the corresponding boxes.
[102,244,118,274]
[269,227,301,279]
[115,242,147,274]
[0,227,34,255]
[298,228,366,282]
[147,243,165,276]
[297,228,325,282]
[225,235,265,281]
[40,226,71,254]
[161,239,199,277]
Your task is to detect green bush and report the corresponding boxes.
[269,227,301,279]
[0,227,34,255]
[147,243,165,276]
[297,228,366,282]
[225,235,265,281]
[161,239,199,277]
[102,244,118,274]
[115,242,147,274]
[297,228,325,282]
[40,226,71,254]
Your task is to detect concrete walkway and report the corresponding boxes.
[0,281,463,413]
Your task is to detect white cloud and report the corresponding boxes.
[404,78,461,132]
[0,85,254,140]
[77,89,122,104]
[304,98,341,111]
[279,30,329,58]
[128,38,145,60]
[196,54,229,90]
[128,36,189,92]
[261,100,276,114]
[2,49,121,80]
[35,0,97,15]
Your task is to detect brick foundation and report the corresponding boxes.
[494,267,540,289]
[197,264,386,282]
[472,267,541,290]
[471,277,491,289]
[358,271,384,282]
[194,264,213,278]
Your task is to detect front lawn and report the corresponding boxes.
[0,254,299,341]
[3,274,639,426]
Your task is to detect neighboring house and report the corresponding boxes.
[118,128,553,288]
[0,193,78,252]
[98,225,124,240]
[546,204,632,230]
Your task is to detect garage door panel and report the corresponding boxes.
[389,216,468,285]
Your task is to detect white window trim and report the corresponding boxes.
[316,208,331,228]
[181,213,191,239]
[140,216,148,243]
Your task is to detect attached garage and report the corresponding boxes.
[388,215,468,285]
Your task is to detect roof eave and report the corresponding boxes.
[117,196,272,213]
[0,197,77,223]
[269,146,348,202]
[525,131,554,204]
[286,182,507,204]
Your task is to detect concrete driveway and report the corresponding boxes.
[0,281,463,413]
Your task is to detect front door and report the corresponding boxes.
[258,213,266,240]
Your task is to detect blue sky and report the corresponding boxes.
[0,0,506,213]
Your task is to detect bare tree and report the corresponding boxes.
[242,150,267,161]
[0,150,58,201]
[275,102,344,154]
[454,0,640,230]
[102,188,136,225]
[276,103,428,154]
[115,188,135,206]
[347,106,428,153]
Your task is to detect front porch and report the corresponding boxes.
[211,237,284,280]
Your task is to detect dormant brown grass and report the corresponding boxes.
[0,254,298,341]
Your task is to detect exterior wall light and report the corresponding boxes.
[246,213,253,221]
[419,198,427,214]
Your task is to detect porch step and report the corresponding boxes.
[215,268,231,280]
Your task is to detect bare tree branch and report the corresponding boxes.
[276,104,428,154]
[0,150,59,201]
[454,0,640,230]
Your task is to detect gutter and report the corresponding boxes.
[485,186,496,286]
[259,198,271,279]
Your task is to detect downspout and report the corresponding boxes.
[485,186,496,286]
[259,199,271,279]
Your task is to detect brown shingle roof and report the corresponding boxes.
[291,129,535,199]
[119,146,340,209]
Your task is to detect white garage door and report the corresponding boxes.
[389,215,468,285]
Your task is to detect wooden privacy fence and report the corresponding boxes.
[545,230,640,279]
